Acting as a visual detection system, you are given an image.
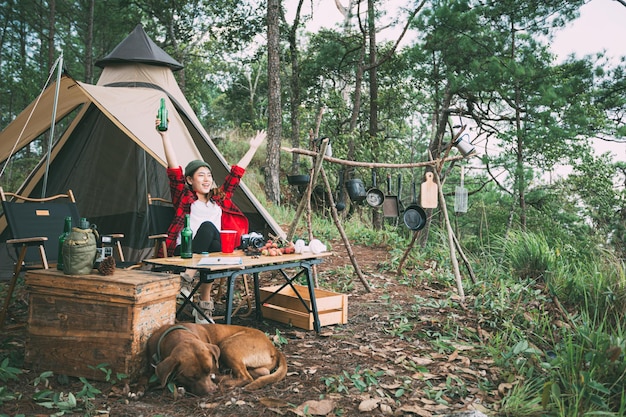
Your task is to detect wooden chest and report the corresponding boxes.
[259,284,348,330]
[24,268,179,381]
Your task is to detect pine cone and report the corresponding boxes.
[98,256,116,276]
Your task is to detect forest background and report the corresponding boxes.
[0,0,624,256]
[0,1,626,415]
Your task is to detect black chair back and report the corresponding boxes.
[1,193,80,265]
[149,204,175,236]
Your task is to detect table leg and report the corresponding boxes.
[303,263,321,333]
[253,272,262,320]
[224,271,241,324]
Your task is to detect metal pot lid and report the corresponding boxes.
[366,189,385,207]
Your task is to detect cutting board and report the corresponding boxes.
[420,172,438,208]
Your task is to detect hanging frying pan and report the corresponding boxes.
[366,171,385,208]
[382,173,399,217]
[403,182,427,231]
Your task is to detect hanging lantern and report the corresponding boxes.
[454,166,468,213]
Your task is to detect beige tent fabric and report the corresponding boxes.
[0,24,285,262]
[77,82,200,165]
[0,76,87,163]
[0,72,285,244]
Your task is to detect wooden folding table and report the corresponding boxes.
[143,251,331,332]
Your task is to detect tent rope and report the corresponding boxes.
[0,55,62,180]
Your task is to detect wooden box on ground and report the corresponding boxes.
[24,268,179,381]
[259,284,347,330]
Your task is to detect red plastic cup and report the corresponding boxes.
[220,230,237,253]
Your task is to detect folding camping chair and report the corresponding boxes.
[146,193,253,319]
[147,193,175,259]
[0,187,126,330]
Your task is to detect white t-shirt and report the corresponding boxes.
[176,199,222,246]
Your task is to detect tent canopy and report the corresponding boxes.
[0,24,284,261]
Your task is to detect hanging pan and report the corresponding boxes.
[403,181,427,231]
[382,173,399,217]
[365,171,385,208]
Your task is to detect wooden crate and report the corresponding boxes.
[24,268,179,381]
[259,284,347,330]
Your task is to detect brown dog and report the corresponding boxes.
[137,322,287,396]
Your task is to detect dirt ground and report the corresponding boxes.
[1,240,501,417]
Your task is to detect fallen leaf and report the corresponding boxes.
[292,399,335,416]
[394,354,407,364]
[199,401,219,409]
[380,381,403,390]
[498,382,514,395]
[358,398,380,412]
[259,397,290,408]
[411,357,433,366]
[398,404,432,416]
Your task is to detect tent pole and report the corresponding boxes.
[42,52,63,198]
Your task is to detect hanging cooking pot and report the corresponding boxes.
[287,174,311,186]
[345,178,366,202]
[403,182,427,231]
[366,171,385,208]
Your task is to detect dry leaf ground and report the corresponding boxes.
[1,240,506,416]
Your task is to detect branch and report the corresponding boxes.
[281,147,474,168]
[366,0,428,70]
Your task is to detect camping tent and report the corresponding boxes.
[0,24,284,264]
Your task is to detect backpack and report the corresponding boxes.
[62,226,98,275]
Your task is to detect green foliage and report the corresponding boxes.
[87,363,127,385]
[34,391,82,416]
[271,329,288,348]
[538,325,626,415]
[500,231,556,281]
[550,254,626,328]
[321,366,385,394]
[0,355,22,407]
[0,357,21,382]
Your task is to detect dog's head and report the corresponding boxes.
[155,339,221,395]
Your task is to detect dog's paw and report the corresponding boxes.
[175,386,186,398]
[128,388,145,400]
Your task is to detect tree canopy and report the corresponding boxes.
[0,0,624,256]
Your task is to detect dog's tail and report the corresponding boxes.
[244,350,288,390]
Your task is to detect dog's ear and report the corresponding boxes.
[155,356,179,387]
[208,344,220,368]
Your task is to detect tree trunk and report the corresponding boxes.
[368,0,382,230]
[287,0,305,175]
[85,0,95,83]
[48,0,55,71]
[265,0,282,204]
[511,17,526,230]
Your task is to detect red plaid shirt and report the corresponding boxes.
[161,165,249,257]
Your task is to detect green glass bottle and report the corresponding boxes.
[181,214,193,258]
[57,216,72,270]
[157,98,168,131]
